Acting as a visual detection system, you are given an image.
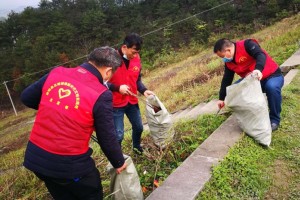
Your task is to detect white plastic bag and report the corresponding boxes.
[107,155,144,200]
[145,95,174,149]
[224,75,272,146]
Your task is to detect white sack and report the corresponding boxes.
[224,75,272,146]
[107,155,143,200]
[145,95,174,149]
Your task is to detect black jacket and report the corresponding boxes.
[21,63,125,179]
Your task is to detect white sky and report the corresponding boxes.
[0,0,41,17]
[0,0,40,10]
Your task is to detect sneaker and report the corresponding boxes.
[271,123,279,131]
[133,146,143,155]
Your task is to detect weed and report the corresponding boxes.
[197,68,300,199]
[0,14,300,199]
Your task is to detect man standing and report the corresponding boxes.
[108,33,154,154]
[21,47,126,200]
[213,38,284,131]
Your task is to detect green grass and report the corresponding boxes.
[141,14,300,114]
[0,148,25,171]
[0,168,50,200]
[91,114,228,197]
[0,114,226,199]
[0,13,300,199]
[197,69,300,199]
[0,109,35,133]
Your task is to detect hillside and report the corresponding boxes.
[0,0,299,109]
[0,13,300,199]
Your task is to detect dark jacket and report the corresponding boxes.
[21,63,125,179]
[219,39,282,100]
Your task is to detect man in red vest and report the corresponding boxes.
[108,33,154,154]
[21,47,126,200]
[214,38,284,131]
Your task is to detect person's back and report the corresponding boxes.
[30,66,105,155]
[21,47,126,200]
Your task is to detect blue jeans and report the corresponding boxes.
[261,75,284,125]
[113,103,143,148]
[236,75,284,125]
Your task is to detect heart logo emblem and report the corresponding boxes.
[58,88,71,99]
[238,56,247,63]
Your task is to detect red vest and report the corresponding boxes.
[109,55,141,107]
[226,39,278,80]
[30,66,107,155]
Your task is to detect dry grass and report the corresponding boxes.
[1,13,300,199]
[140,14,300,115]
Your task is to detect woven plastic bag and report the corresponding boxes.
[224,75,272,146]
[145,95,174,149]
[107,155,143,200]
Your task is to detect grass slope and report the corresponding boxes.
[197,70,300,199]
[0,14,299,199]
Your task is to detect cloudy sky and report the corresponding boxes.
[0,0,41,18]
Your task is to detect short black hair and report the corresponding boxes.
[123,33,143,50]
[213,38,233,53]
[88,46,122,72]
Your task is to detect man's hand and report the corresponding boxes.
[116,163,127,174]
[217,100,225,109]
[252,70,263,80]
[143,90,155,97]
[119,85,131,95]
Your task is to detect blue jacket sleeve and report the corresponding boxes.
[219,65,235,100]
[20,74,48,110]
[137,70,147,95]
[244,39,266,72]
[93,90,125,168]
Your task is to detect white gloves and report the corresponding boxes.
[252,70,263,80]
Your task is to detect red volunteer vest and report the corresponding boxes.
[226,39,278,80]
[109,55,141,107]
[30,66,107,155]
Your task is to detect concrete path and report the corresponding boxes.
[283,69,299,87]
[280,48,300,72]
[146,116,241,200]
[143,100,219,131]
[146,68,299,200]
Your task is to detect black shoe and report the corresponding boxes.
[133,146,143,155]
[271,123,279,131]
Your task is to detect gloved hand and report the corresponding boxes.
[252,70,263,80]
[143,90,155,97]
[119,85,131,95]
[217,100,225,109]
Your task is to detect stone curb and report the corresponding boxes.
[146,68,299,200]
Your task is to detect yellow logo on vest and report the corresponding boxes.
[132,66,139,72]
[238,56,247,63]
[46,82,80,109]
[58,88,71,99]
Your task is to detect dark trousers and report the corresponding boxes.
[113,103,143,148]
[34,167,103,200]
